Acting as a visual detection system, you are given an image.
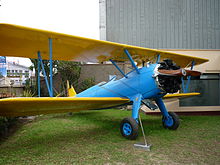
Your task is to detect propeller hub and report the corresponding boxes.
[181,69,187,76]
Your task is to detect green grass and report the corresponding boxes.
[0,109,220,165]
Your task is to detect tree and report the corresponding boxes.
[56,61,81,93]
[29,59,38,94]
[30,59,95,96]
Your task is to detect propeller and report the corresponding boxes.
[157,69,201,77]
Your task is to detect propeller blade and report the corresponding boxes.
[158,69,201,77]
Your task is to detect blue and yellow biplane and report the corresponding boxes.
[0,24,208,139]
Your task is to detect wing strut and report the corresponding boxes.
[37,51,41,97]
[37,38,54,97]
[38,51,52,97]
[110,59,128,78]
[181,61,195,93]
[156,54,161,63]
[49,38,53,97]
[124,49,140,74]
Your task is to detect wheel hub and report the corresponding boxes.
[123,123,132,135]
[164,116,174,127]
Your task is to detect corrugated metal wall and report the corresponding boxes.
[103,0,220,49]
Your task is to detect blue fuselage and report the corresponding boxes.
[77,64,165,100]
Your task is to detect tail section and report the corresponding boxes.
[67,80,77,97]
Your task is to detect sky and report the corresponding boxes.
[0,0,100,66]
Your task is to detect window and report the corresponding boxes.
[180,74,220,106]
[25,71,29,78]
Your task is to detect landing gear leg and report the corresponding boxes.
[155,98,180,130]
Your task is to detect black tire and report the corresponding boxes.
[162,112,179,130]
[120,117,139,140]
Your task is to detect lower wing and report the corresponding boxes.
[0,97,129,117]
[163,93,200,99]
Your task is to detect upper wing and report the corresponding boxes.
[0,24,208,67]
[163,93,200,99]
[0,97,129,117]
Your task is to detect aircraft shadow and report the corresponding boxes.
[0,110,163,156]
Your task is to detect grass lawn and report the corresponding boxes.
[0,109,220,164]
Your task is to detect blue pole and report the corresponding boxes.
[49,38,53,97]
[110,59,128,78]
[38,53,52,96]
[124,49,140,74]
[37,51,41,97]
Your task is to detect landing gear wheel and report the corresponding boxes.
[162,112,179,130]
[120,117,138,140]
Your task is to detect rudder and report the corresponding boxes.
[67,80,77,97]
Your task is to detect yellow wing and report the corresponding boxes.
[0,24,208,67]
[0,97,129,117]
[163,93,200,99]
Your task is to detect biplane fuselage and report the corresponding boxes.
[77,64,163,100]
[76,63,165,121]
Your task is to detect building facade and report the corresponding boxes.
[0,57,33,87]
[100,0,220,49]
[100,0,220,111]
[6,61,33,87]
